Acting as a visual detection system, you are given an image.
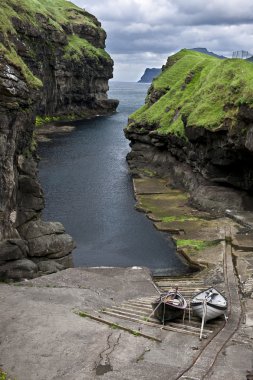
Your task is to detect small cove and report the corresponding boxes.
[38,82,191,275]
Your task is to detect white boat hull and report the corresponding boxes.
[191,303,226,322]
[191,287,227,322]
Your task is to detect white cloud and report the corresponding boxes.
[71,0,253,81]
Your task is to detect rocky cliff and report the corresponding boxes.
[138,68,162,83]
[0,0,118,280]
[125,49,253,212]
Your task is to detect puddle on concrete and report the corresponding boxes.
[96,363,113,376]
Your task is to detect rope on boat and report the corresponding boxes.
[200,299,207,340]
[162,302,166,326]
[146,296,165,322]
[146,289,180,323]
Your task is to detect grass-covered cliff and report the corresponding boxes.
[0,0,117,280]
[0,0,118,118]
[128,49,253,137]
[0,0,109,83]
[126,49,253,210]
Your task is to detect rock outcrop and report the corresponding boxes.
[125,49,253,213]
[138,68,162,83]
[0,0,118,280]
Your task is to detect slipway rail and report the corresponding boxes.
[100,275,225,340]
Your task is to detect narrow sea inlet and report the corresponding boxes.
[38,82,190,275]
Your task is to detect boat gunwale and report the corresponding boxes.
[152,291,187,311]
[191,302,227,311]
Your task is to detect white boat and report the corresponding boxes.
[191,287,227,322]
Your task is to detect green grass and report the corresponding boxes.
[139,168,157,177]
[161,215,200,223]
[35,111,97,127]
[64,35,111,62]
[0,0,110,88]
[129,49,253,137]
[131,330,141,336]
[110,323,120,330]
[0,0,99,35]
[176,239,220,251]
[77,311,88,318]
[0,368,13,380]
[0,43,42,88]
[35,115,76,127]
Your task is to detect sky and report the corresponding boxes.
[71,0,253,81]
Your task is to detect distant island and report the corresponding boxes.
[138,68,162,83]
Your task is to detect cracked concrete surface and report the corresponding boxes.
[94,332,121,376]
[0,267,201,380]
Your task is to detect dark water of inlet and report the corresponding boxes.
[38,81,191,275]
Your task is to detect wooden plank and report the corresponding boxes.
[104,308,159,323]
[76,311,162,342]
[135,298,157,302]
[168,322,213,334]
[159,282,205,284]
[157,287,203,290]
[123,302,152,311]
[105,308,212,334]
[130,300,154,306]
[108,306,151,316]
[102,311,204,337]
[153,278,204,281]
[128,303,154,309]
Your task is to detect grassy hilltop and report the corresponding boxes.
[129,49,253,137]
[0,0,110,88]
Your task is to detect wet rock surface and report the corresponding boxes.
[126,140,252,214]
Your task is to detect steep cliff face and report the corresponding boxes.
[0,0,118,280]
[125,49,253,212]
[0,0,118,119]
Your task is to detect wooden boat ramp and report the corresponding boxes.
[90,274,227,342]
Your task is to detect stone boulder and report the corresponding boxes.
[18,219,76,259]
[0,239,28,261]
[28,234,75,258]
[0,259,38,280]
[37,260,64,274]
[19,220,65,240]
[192,185,244,212]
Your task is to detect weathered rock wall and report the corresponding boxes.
[125,104,253,213]
[0,2,118,280]
[11,12,118,118]
[0,55,76,280]
[125,50,253,213]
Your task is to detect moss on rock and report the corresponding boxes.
[0,0,110,88]
[176,239,220,251]
[0,0,100,35]
[161,215,200,223]
[64,34,111,62]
